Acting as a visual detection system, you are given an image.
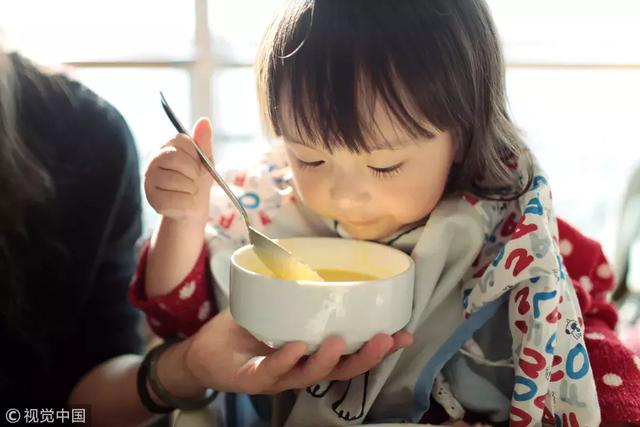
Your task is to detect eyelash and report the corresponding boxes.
[297,159,405,179]
[369,163,405,179]
[296,159,325,170]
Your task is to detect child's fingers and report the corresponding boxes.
[163,134,199,160]
[192,117,214,160]
[153,169,198,195]
[155,146,201,182]
[165,133,215,180]
[149,190,196,216]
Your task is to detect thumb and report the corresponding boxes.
[192,117,213,160]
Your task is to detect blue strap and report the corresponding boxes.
[408,294,508,423]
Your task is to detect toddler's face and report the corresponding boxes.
[281,101,457,240]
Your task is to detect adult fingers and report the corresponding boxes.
[236,341,307,394]
[273,336,345,391]
[325,334,393,381]
[388,330,414,354]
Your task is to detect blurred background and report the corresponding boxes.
[1,0,640,294]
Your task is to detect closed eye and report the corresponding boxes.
[297,159,325,169]
[368,162,405,179]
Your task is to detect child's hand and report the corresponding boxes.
[144,118,214,222]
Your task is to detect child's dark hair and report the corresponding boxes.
[256,0,533,199]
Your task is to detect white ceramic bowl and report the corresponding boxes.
[229,237,415,354]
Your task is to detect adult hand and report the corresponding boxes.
[182,309,413,395]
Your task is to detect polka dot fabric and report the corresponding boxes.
[128,243,216,338]
[558,218,640,425]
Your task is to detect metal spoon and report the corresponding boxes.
[159,92,324,281]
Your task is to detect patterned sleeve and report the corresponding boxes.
[128,241,217,338]
[558,217,640,425]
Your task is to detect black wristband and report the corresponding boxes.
[137,341,175,414]
[147,339,218,410]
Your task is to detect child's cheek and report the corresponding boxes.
[290,171,325,208]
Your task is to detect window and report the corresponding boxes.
[488,0,640,257]
[2,0,639,256]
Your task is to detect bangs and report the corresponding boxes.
[256,0,478,153]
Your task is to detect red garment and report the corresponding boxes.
[557,218,640,425]
[129,243,216,338]
[128,218,640,425]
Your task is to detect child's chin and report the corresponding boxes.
[343,224,390,241]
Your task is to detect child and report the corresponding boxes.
[130,0,640,425]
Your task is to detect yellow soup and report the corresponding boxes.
[249,266,378,282]
[316,269,378,282]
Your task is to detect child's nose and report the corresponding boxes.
[329,170,370,207]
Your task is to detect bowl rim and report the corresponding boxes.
[230,237,415,285]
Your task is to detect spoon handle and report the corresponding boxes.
[160,92,252,230]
